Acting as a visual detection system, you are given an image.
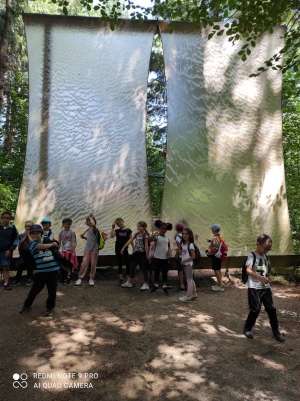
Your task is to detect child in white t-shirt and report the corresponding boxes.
[179,228,198,302]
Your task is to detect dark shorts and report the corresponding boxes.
[176,258,183,272]
[211,255,222,271]
[0,251,11,266]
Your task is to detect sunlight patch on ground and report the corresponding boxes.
[253,355,285,371]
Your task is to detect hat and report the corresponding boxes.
[29,224,44,233]
[41,217,51,223]
[175,222,185,231]
[210,223,221,232]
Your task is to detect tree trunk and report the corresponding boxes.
[0,0,13,114]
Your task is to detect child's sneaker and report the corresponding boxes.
[179,296,192,302]
[19,305,30,313]
[26,279,33,285]
[75,279,81,286]
[118,279,125,286]
[4,284,12,291]
[121,281,133,288]
[45,309,54,316]
[12,281,20,287]
[66,280,71,286]
[150,285,159,293]
[162,287,169,295]
[211,285,224,292]
[273,330,285,342]
[191,294,198,300]
[177,286,186,292]
[140,284,149,291]
[89,279,95,286]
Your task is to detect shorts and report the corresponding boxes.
[176,258,183,272]
[211,255,222,271]
[0,251,11,266]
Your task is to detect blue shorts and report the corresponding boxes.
[0,251,11,266]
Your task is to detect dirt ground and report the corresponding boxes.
[0,268,299,401]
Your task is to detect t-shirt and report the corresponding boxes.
[175,234,182,259]
[60,230,74,251]
[134,233,148,252]
[246,252,270,290]
[29,241,59,273]
[181,243,195,267]
[115,228,132,248]
[153,235,170,259]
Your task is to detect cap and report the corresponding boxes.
[41,217,51,223]
[210,223,221,232]
[29,224,44,233]
[175,222,185,231]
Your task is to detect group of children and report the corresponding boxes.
[0,210,285,341]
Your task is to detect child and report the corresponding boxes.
[110,217,132,285]
[0,211,19,290]
[175,222,185,292]
[121,221,150,290]
[12,220,35,286]
[178,228,198,302]
[243,234,284,342]
[75,213,99,286]
[19,224,60,316]
[150,220,172,295]
[206,223,224,292]
[58,218,78,285]
[41,217,54,240]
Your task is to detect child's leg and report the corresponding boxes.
[140,252,149,284]
[14,262,24,284]
[244,288,262,330]
[123,250,131,279]
[23,274,46,308]
[78,251,91,279]
[153,258,161,285]
[89,250,99,279]
[115,249,123,278]
[262,288,279,332]
[183,265,194,298]
[45,272,58,310]
[161,259,169,286]
[1,252,11,285]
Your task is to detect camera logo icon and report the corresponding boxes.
[13,373,28,388]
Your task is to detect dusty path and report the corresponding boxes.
[0,269,299,401]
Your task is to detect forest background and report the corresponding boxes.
[0,0,299,250]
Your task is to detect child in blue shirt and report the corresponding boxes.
[19,224,60,316]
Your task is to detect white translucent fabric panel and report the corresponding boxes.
[160,23,293,255]
[16,15,155,253]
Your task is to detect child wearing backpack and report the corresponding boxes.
[75,213,99,286]
[41,217,54,240]
[149,220,172,295]
[206,223,226,292]
[120,221,150,290]
[178,228,198,302]
[243,234,284,342]
[58,217,78,285]
[175,222,185,292]
[110,217,132,285]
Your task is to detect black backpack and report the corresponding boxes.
[188,243,201,267]
[242,252,269,284]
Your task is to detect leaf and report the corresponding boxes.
[62,6,68,15]
[251,41,256,47]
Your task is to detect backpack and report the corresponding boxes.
[241,252,269,284]
[187,243,201,266]
[95,229,108,250]
[214,235,228,261]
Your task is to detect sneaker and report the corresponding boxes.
[121,281,133,288]
[89,279,95,286]
[150,286,159,293]
[45,309,54,316]
[177,287,186,292]
[61,281,67,285]
[66,280,71,286]
[75,279,82,286]
[166,285,173,289]
[211,285,224,292]
[211,284,218,289]
[179,296,192,303]
[12,281,20,287]
[26,279,33,285]
[243,327,254,339]
[4,284,12,291]
[140,284,149,291]
[118,279,125,286]
[273,330,285,342]
[162,287,169,295]
[191,294,198,300]
[19,305,29,313]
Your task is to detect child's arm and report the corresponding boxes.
[166,240,172,257]
[71,231,76,255]
[19,233,27,245]
[145,237,150,261]
[28,233,58,250]
[121,236,134,255]
[149,231,159,242]
[181,248,195,265]
[58,232,62,249]
[246,263,269,284]
[110,223,116,238]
